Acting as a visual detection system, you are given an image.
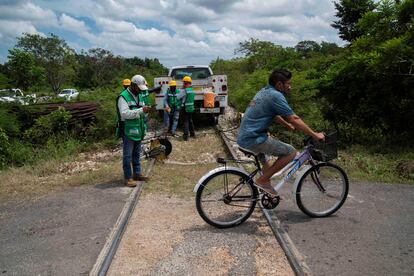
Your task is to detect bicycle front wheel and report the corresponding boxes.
[296,163,349,217]
[195,169,258,228]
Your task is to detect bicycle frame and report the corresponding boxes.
[193,147,315,196]
[270,148,312,192]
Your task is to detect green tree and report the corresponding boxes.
[0,73,10,88]
[319,42,343,55]
[15,33,76,93]
[6,48,44,91]
[295,40,321,57]
[235,38,298,71]
[319,0,414,142]
[331,0,376,42]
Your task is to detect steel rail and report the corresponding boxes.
[215,124,312,276]
[90,159,156,276]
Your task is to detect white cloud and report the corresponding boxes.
[59,14,94,40]
[206,27,246,47]
[0,2,58,27]
[0,0,345,67]
[172,23,205,41]
[0,20,39,41]
[94,18,136,33]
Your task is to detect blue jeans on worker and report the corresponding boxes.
[122,135,142,180]
[163,108,180,134]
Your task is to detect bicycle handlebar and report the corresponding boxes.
[303,136,314,147]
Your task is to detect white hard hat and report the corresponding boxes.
[131,75,148,90]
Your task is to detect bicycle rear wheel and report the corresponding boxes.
[296,163,349,217]
[195,169,258,228]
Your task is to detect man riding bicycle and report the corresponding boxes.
[237,69,325,195]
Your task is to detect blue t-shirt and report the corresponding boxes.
[237,85,294,148]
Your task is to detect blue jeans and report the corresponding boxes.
[122,135,142,180]
[163,109,180,134]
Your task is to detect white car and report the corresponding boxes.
[58,89,79,100]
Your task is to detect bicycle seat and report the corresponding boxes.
[238,147,258,157]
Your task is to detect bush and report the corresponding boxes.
[0,128,9,168]
[0,104,21,137]
[23,107,72,144]
[5,139,34,167]
[80,87,118,140]
[34,136,81,161]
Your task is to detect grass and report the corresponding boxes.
[336,145,414,184]
[0,148,125,202]
[143,129,229,198]
[144,163,218,198]
[1,128,412,204]
[0,129,229,202]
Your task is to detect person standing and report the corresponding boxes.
[178,76,195,141]
[163,80,181,135]
[140,80,162,106]
[116,75,151,187]
[140,80,151,106]
[122,79,131,91]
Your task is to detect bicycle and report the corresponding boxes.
[194,132,349,228]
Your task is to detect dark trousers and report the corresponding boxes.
[183,110,195,138]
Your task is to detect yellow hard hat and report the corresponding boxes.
[169,80,177,86]
[122,79,131,86]
[182,76,192,83]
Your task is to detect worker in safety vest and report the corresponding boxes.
[140,80,151,106]
[140,80,162,106]
[177,75,195,141]
[163,80,181,135]
[122,79,131,91]
[116,75,151,187]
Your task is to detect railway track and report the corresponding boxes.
[215,117,311,276]
[91,108,311,275]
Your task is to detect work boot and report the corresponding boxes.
[123,178,137,187]
[183,135,188,141]
[133,173,149,182]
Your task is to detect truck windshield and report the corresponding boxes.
[0,90,21,97]
[170,68,211,80]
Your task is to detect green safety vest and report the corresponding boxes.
[184,87,194,113]
[141,90,150,106]
[116,89,146,141]
[167,88,181,110]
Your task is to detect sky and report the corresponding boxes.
[0,0,344,68]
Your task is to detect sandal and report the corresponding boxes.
[254,182,278,196]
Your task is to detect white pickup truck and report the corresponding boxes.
[0,88,36,105]
[153,65,227,123]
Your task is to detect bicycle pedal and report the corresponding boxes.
[261,194,281,209]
